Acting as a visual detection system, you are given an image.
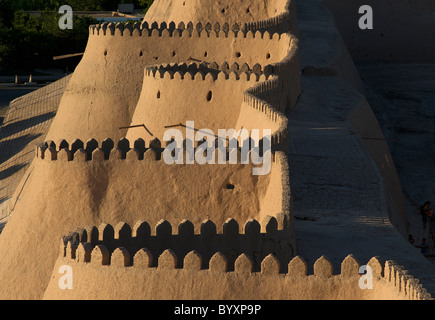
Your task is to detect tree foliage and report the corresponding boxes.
[0,10,97,72]
[0,0,154,73]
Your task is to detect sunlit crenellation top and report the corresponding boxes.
[144,0,291,27]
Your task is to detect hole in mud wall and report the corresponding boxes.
[227,184,235,190]
[204,51,208,57]
[266,53,271,59]
[139,50,143,57]
[172,51,176,57]
[207,91,213,101]
[157,91,161,99]
[246,8,250,14]
[104,50,108,56]
[221,8,225,14]
[235,52,242,58]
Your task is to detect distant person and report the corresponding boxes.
[409,234,415,245]
[420,202,433,229]
[420,238,429,255]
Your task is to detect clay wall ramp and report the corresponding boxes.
[235,77,289,153]
[0,145,290,299]
[0,76,71,219]
[235,102,282,144]
[296,0,409,236]
[145,0,289,26]
[349,100,408,235]
[45,26,292,143]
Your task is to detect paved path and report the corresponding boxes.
[0,85,45,125]
[357,63,435,249]
[0,85,45,108]
[0,76,71,223]
[291,0,435,295]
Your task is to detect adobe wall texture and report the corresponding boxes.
[0,76,72,219]
[0,142,292,299]
[45,24,297,143]
[125,64,281,143]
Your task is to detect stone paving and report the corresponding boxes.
[357,63,435,250]
[291,0,435,295]
[0,75,71,224]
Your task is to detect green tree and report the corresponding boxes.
[0,0,13,27]
[63,0,104,11]
[0,10,97,72]
[0,0,154,73]
[138,0,153,12]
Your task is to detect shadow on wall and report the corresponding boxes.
[0,112,55,139]
[323,0,435,62]
[0,164,29,182]
[0,134,42,164]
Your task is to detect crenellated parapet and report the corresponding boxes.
[82,0,300,147]
[243,0,299,35]
[241,77,289,151]
[380,260,433,300]
[57,233,432,300]
[244,77,286,120]
[35,135,289,163]
[36,139,286,165]
[89,21,291,40]
[144,61,272,81]
[140,59,288,152]
[36,137,162,162]
[89,0,296,38]
[60,216,294,273]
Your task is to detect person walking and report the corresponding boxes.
[420,202,433,230]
